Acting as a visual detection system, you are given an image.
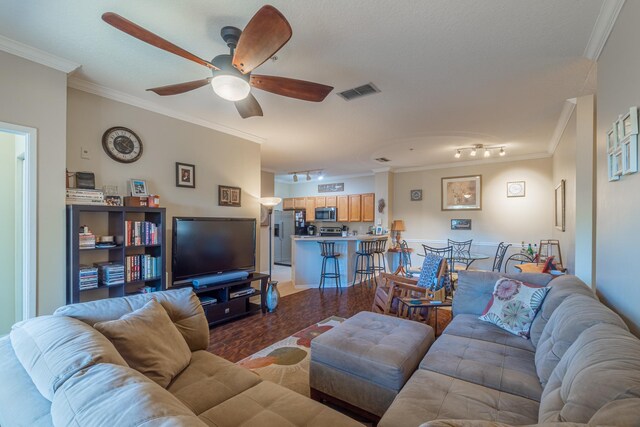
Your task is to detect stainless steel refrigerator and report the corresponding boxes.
[274,210,295,266]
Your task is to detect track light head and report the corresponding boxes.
[470,148,477,157]
[499,147,506,156]
[293,173,298,182]
[484,148,490,157]
[454,149,461,159]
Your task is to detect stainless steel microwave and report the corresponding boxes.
[315,207,337,222]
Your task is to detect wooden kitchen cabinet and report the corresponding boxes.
[337,196,349,222]
[305,197,316,221]
[348,195,362,222]
[361,193,375,222]
[315,196,326,208]
[282,198,294,210]
[325,196,337,207]
[294,197,306,209]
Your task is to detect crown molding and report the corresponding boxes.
[67,77,265,144]
[393,152,552,174]
[372,167,392,173]
[0,35,80,73]
[547,100,577,154]
[583,0,625,60]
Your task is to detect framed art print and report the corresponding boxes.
[451,219,472,230]
[441,175,481,210]
[129,179,148,196]
[218,185,241,207]
[410,189,423,201]
[622,134,638,175]
[176,162,195,188]
[507,181,526,198]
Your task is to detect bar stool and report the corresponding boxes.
[372,238,388,276]
[353,240,377,288]
[318,241,342,293]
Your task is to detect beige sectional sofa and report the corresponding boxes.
[378,271,640,427]
[0,288,363,427]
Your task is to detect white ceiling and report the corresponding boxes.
[0,0,607,181]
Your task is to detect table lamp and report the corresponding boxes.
[391,220,406,248]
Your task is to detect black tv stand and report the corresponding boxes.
[175,273,270,326]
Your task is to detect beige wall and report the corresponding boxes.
[66,88,261,283]
[552,110,577,274]
[393,158,553,269]
[0,51,68,315]
[0,132,17,334]
[595,0,640,335]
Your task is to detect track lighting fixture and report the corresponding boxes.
[288,169,323,182]
[454,144,506,159]
[293,173,298,182]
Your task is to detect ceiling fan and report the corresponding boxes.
[102,5,333,118]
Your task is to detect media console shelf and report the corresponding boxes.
[175,273,270,326]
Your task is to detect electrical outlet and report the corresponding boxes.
[80,146,90,159]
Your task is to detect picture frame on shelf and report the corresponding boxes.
[621,107,639,140]
[175,162,195,188]
[104,195,122,206]
[441,175,482,211]
[218,185,241,207]
[451,219,472,230]
[554,180,565,232]
[129,179,148,196]
[506,181,526,198]
[621,134,638,175]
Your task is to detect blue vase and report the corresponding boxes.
[266,280,280,312]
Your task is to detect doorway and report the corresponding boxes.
[0,123,36,335]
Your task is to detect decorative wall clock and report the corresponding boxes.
[102,127,143,163]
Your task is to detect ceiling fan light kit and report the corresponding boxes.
[455,144,506,159]
[102,6,333,118]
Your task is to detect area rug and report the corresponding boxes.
[237,316,345,397]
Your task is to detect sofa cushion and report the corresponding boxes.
[453,271,552,318]
[378,369,539,427]
[198,381,363,427]
[167,350,261,415]
[539,324,640,423]
[0,336,53,427]
[528,275,594,347]
[442,314,535,352]
[94,299,192,388]
[420,334,542,401]
[52,363,208,427]
[9,315,127,401]
[535,294,628,387]
[55,287,209,352]
[479,278,549,338]
[310,311,434,391]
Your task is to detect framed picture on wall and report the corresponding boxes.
[441,175,481,210]
[451,219,472,230]
[175,162,195,188]
[218,185,241,207]
[622,134,638,175]
[554,180,565,232]
[506,181,526,198]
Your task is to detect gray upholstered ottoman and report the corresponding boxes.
[310,311,435,419]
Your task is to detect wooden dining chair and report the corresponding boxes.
[372,267,447,317]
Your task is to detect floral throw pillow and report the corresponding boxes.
[479,278,550,338]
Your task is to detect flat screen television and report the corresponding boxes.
[172,217,256,283]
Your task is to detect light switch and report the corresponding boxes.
[81,146,90,159]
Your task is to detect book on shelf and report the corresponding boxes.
[125,221,159,246]
[66,189,106,205]
[94,262,125,286]
[125,254,161,282]
[79,233,96,249]
[79,265,99,290]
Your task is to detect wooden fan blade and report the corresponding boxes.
[235,93,263,118]
[146,78,212,96]
[102,12,218,70]
[232,5,292,74]
[250,75,333,102]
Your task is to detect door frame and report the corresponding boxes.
[1,121,37,320]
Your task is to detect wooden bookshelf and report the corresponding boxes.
[66,205,166,304]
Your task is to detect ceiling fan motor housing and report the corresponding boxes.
[220,26,242,50]
[211,54,250,82]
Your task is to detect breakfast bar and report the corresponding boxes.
[291,235,389,288]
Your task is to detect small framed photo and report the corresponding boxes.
[105,195,122,206]
[608,152,621,182]
[410,189,423,201]
[451,219,472,230]
[129,179,148,196]
[616,117,625,143]
[375,225,383,235]
[607,126,617,153]
[621,107,639,139]
[621,134,638,175]
[176,162,195,188]
[506,181,526,198]
[218,185,241,207]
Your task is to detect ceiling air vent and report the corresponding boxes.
[375,157,391,163]
[337,83,380,101]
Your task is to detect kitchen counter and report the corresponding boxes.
[291,235,390,288]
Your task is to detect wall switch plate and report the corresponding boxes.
[80,146,90,159]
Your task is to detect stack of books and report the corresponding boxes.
[95,262,125,286]
[79,266,99,290]
[125,254,161,282]
[79,232,96,249]
[125,221,159,246]
[66,189,105,205]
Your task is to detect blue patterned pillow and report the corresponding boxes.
[417,253,443,290]
[479,278,550,338]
